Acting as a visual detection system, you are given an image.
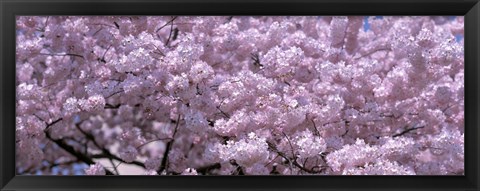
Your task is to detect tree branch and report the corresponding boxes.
[157,114,181,174]
[196,163,221,175]
[74,124,146,168]
[266,140,326,174]
[156,16,178,33]
[392,125,425,138]
[43,120,115,175]
[164,16,177,46]
[104,103,121,109]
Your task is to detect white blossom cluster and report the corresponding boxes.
[85,163,106,175]
[63,94,105,116]
[218,133,270,167]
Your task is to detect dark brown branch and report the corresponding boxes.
[281,132,296,159]
[88,153,146,168]
[108,158,120,175]
[157,114,181,174]
[99,45,112,63]
[229,159,245,175]
[43,120,114,175]
[196,83,203,95]
[152,44,165,57]
[380,112,403,119]
[33,113,46,124]
[39,53,85,59]
[113,21,120,29]
[105,90,124,99]
[216,106,230,119]
[38,16,50,33]
[65,53,85,59]
[266,140,326,174]
[104,103,121,109]
[44,117,63,132]
[165,17,176,46]
[206,119,215,127]
[74,124,146,168]
[225,16,234,23]
[392,125,425,138]
[92,28,103,36]
[89,23,116,28]
[172,28,179,41]
[265,154,281,168]
[156,16,178,33]
[251,53,263,67]
[196,163,221,175]
[311,118,321,136]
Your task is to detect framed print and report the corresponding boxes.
[1,0,479,191]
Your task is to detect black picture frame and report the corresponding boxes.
[1,0,479,191]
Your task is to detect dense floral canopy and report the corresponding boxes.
[16,16,464,175]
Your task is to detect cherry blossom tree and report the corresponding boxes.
[15,16,464,175]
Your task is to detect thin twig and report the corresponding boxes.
[109,158,120,175]
[75,124,146,168]
[136,137,172,149]
[104,103,121,109]
[311,118,321,136]
[354,47,391,60]
[216,106,230,119]
[266,140,326,174]
[105,90,124,99]
[43,119,114,175]
[392,125,425,137]
[156,16,178,33]
[39,53,85,59]
[281,132,296,159]
[99,45,112,63]
[196,163,221,175]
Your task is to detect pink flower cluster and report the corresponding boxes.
[15,16,464,175]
